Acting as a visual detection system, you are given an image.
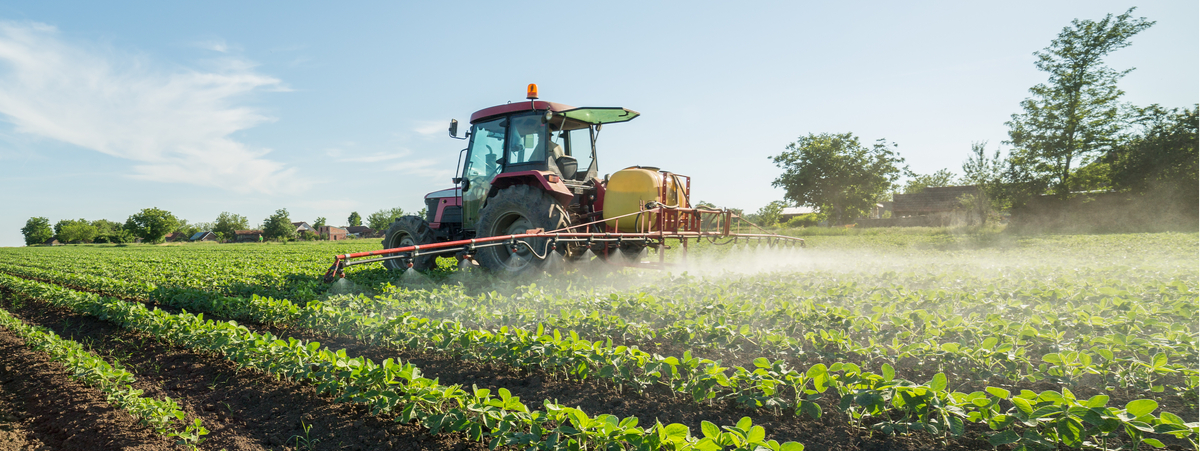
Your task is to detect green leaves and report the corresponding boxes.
[0,235,1196,450]
[0,305,204,447]
[2,275,818,451]
[1124,399,1158,418]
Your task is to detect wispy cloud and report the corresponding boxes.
[343,153,407,163]
[195,38,232,53]
[385,158,453,180]
[0,21,297,194]
[325,147,409,163]
[413,120,446,136]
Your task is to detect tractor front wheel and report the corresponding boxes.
[381,216,437,271]
[475,185,568,274]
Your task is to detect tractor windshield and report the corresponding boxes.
[462,118,505,226]
[506,114,550,165]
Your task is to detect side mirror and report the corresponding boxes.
[452,177,462,184]
[449,119,459,138]
[461,178,471,192]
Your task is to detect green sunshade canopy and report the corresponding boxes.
[557,107,640,124]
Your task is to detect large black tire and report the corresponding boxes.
[381,216,437,271]
[475,185,568,274]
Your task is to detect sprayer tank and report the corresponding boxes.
[602,166,689,232]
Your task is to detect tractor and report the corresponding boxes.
[322,85,801,282]
[382,84,652,273]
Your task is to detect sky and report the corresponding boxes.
[0,1,1196,247]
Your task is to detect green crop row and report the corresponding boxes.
[3,257,1194,402]
[5,269,1197,450]
[0,274,806,451]
[3,259,1197,422]
[0,241,382,302]
[0,304,208,448]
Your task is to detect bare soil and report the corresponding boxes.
[1,276,1192,451]
[0,290,485,451]
[0,321,172,450]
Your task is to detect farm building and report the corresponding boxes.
[345,226,380,238]
[234,230,264,243]
[189,231,217,242]
[164,232,189,242]
[779,206,817,222]
[292,221,315,234]
[892,185,979,218]
[320,226,347,241]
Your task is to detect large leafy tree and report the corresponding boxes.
[262,208,296,241]
[1005,8,1154,197]
[56,219,99,243]
[1106,104,1198,204]
[747,201,788,226]
[366,207,405,231]
[903,169,957,194]
[347,211,362,227]
[213,212,249,241]
[771,132,906,224]
[21,217,54,246]
[125,208,179,244]
[90,219,130,243]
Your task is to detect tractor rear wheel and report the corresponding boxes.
[475,185,568,274]
[381,216,437,271]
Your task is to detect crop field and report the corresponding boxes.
[0,231,1195,451]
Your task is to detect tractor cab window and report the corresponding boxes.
[563,127,594,180]
[506,114,549,166]
[464,118,505,179]
[461,118,506,227]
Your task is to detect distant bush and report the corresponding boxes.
[785,213,824,228]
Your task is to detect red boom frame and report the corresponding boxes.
[322,198,805,282]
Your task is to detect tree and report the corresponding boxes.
[1107,105,1198,192]
[771,132,906,224]
[313,217,327,229]
[53,218,98,243]
[174,219,199,239]
[213,212,249,241]
[1105,104,1198,210]
[21,217,53,246]
[125,208,179,244]
[91,219,130,243]
[347,211,362,227]
[1005,8,1154,197]
[61,221,99,243]
[746,201,788,226]
[367,207,405,231]
[960,141,1011,222]
[262,208,296,241]
[903,169,957,194]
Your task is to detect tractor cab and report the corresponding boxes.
[448,85,639,230]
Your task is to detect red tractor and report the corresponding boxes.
[382,84,641,273]
[323,85,801,281]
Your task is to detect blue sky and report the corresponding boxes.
[0,1,1196,247]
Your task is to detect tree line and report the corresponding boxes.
[20,206,421,246]
[762,8,1196,226]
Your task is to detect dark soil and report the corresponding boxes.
[0,322,173,450]
[0,290,486,451]
[3,275,1193,451]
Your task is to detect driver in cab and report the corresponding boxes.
[508,115,564,165]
